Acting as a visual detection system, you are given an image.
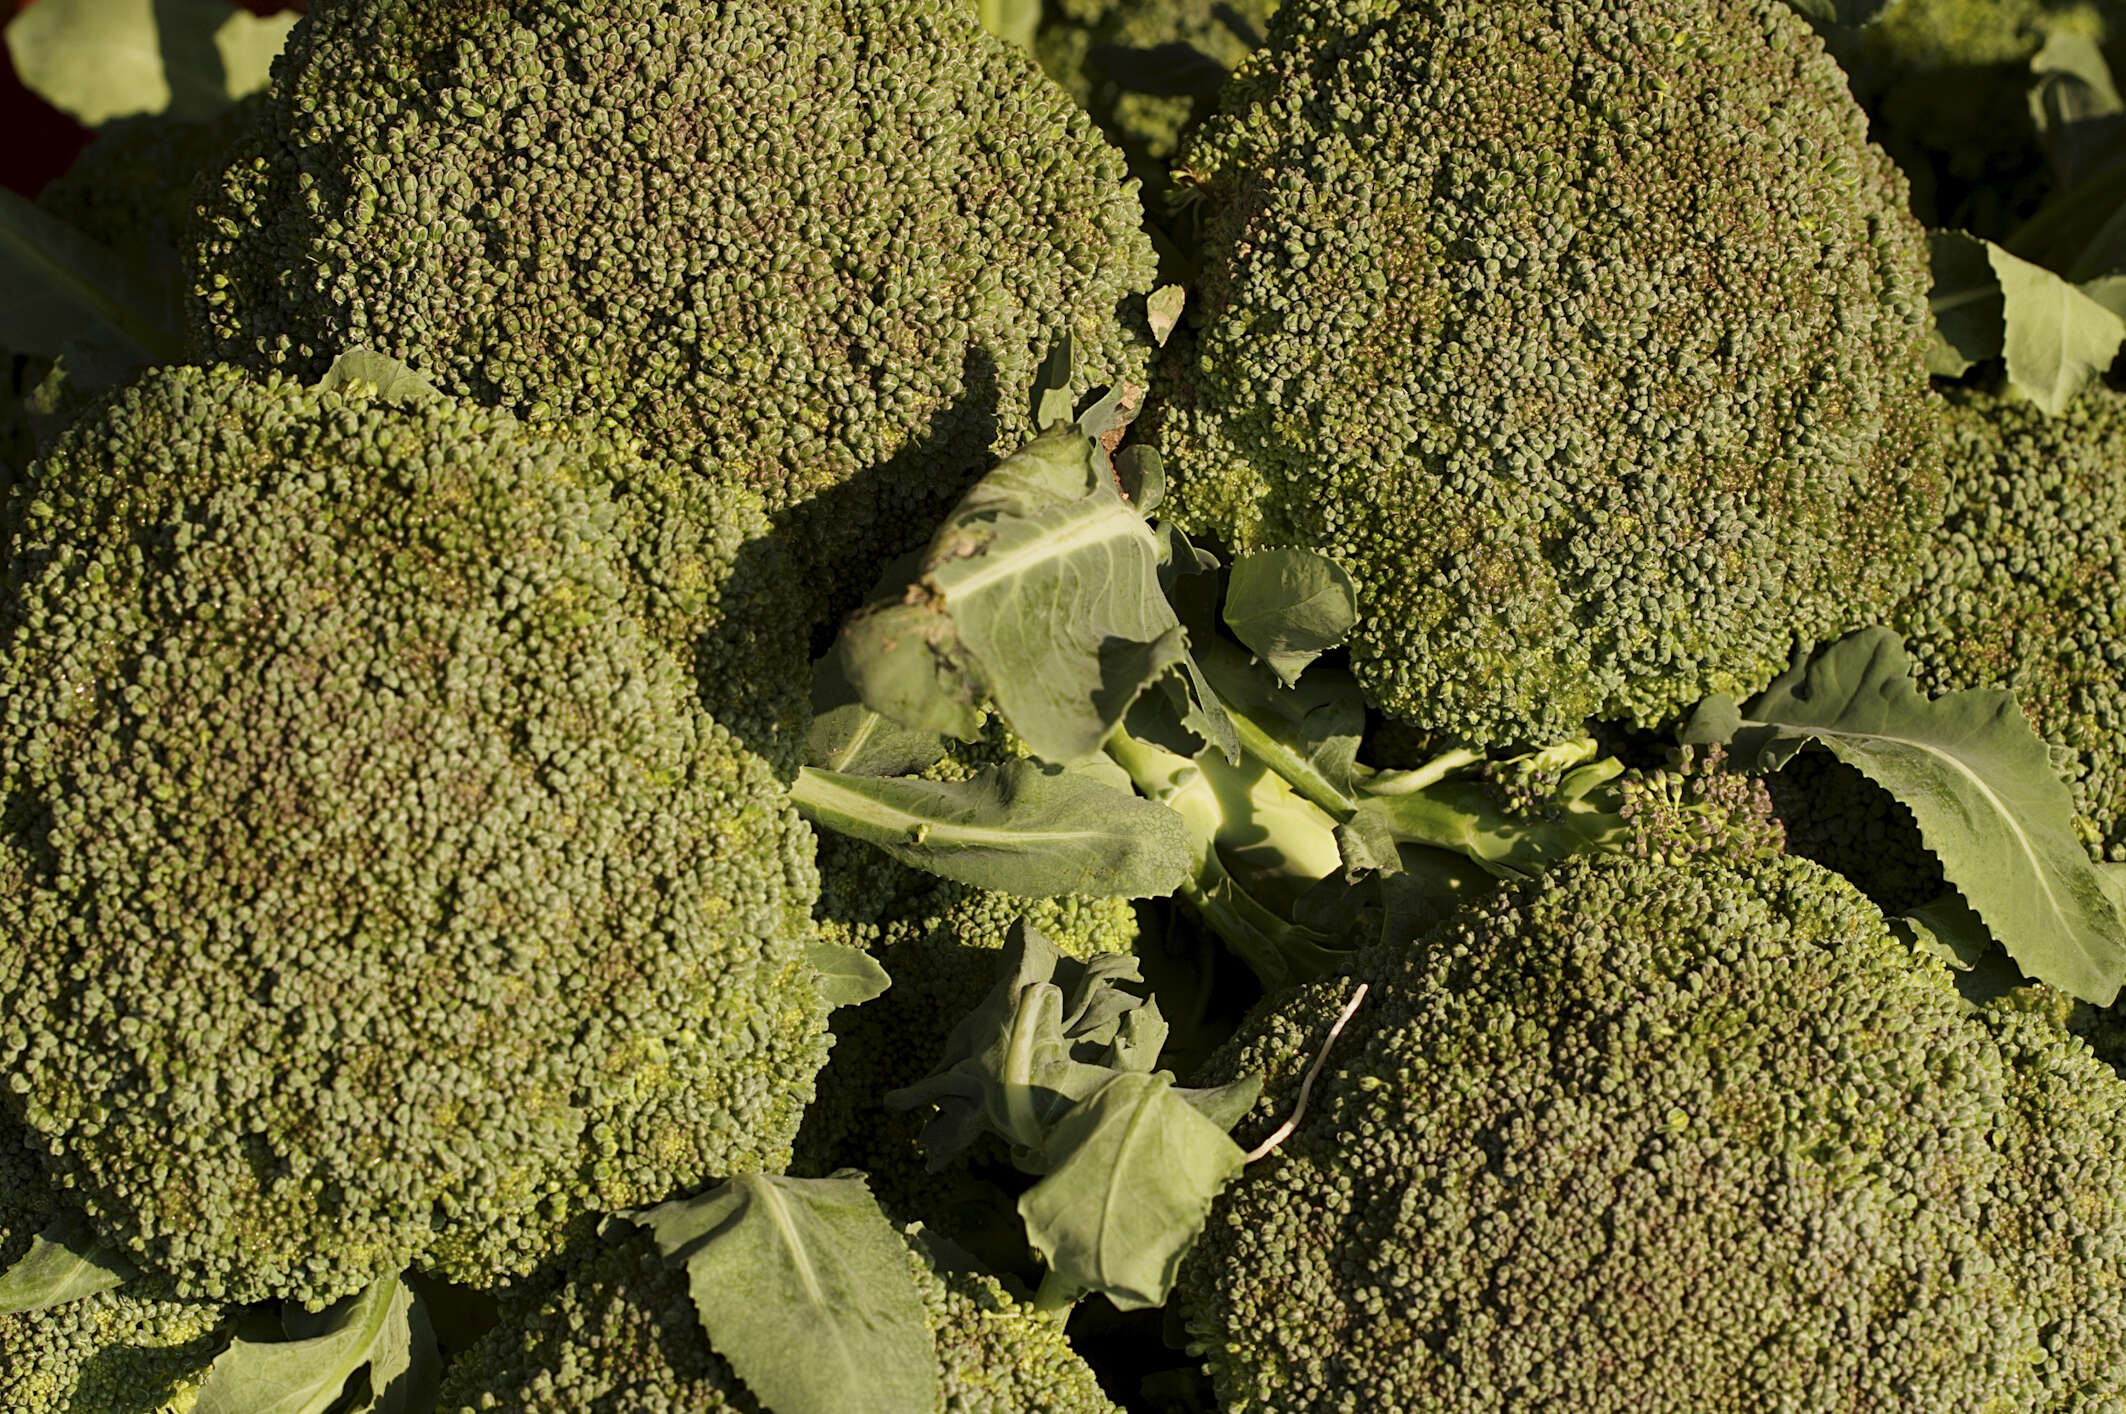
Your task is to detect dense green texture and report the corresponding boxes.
[0,1122,227,1414]
[0,365,828,1308]
[188,0,1159,604]
[1176,852,2126,1411]
[1149,0,1940,745]
[1890,382,2126,862]
[435,1225,1121,1413]
[794,828,1138,1229]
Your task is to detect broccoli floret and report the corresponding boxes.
[1036,0,1279,164]
[1824,0,2123,231]
[0,1121,229,1414]
[1888,382,2126,863]
[188,0,1159,608]
[1176,851,2126,1411]
[0,364,829,1308]
[1147,0,1940,745]
[793,828,1139,1235]
[434,1223,1121,1413]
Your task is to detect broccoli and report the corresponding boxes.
[1035,0,1279,166]
[1822,0,2123,231]
[793,826,1140,1245]
[187,0,1160,608]
[1175,850,2126,1411]
[0,1120,229,1414]
[434,1222,1122,1413]
[1146,0,1940,746]
[0,364,829,1308]
[1889,381,2126,863]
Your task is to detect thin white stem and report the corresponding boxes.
[1244,983,1369,1165]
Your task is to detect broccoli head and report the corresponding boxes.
[188,0,1159,605]
[1147,0,1939,745]
[0,1121,228,1414]
[434,1222,1121,1413]
[0,364,828,1308]
[1175,851,2126,1411]
[1889,382,2126,863]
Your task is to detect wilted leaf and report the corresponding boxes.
[1684,628,2126,1003]
[1018,1071,1248,1310]
[1147,285,1186,348]
[792,759,1191,898]
[0,1211,138,1315]
[620,1174,937,1414]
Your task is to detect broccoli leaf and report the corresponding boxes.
[0,191,182,390]
[5,0,295,126]
[1683,628,2126,1003]
[837,423,1189,763]
[976,0,1042,50]
[313,351,445,410]
[618,1174,937,1414]
[1993,242,2126,414]
[0,1211,138,1314]
[1895,892,2028,1009]
[1926,230,2005,378]
[806,650,948,777]
[195,1274,432,1414]
[887,921,1165,1165]
[807,938,894,1009]
[792,760,1191,898]
[2028,32,2126,188]
[1220,549,1359,688]
[1147,285,1187,348]
[1018,1070,1249,1311]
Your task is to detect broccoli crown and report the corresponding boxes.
[0,1122,228,1414]
[792,829,1139,1229]
[188,0,1159,605]
[1889,382,2126,863]
[0,365,828,1308]
[435,1224,1121,1413]
[38,99,263,292]
[1148,0,1939,744]
[1036,0,1280,162]
[1176,851,2126,1412]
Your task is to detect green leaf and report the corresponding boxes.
[1993,241,2126,413]
[1147,285,1186,348]
[1895,892,2028,1009]
[619,1173,938,1414]
[1017,1070,1248,1311]
[887,921,1166,1164]
[806,649,948,777]
[1682,628,2126,1003]
[808,938,893,1010]
[837,425,1189,763]
[0,1211,139,1314]
[1220,549,1358,688]
[0,190,183,390]
[2029,32,2126,187]
[313,351,445,411]
[5,0,295,126]
[792,759,1191,898]
[195,1275,419,1414]
[1925,230,2004,378]
[976,0,1041,49]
